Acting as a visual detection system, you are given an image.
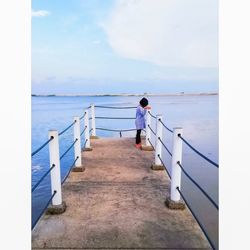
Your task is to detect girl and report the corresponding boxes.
[135,97,151,149]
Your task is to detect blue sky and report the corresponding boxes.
[32,0,218,94]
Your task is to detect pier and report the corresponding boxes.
[31,104,218,249]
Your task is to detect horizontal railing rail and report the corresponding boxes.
[60,139,78,160]
[61,156,79,184]
[159,119,173,133]
[96,127,137,132]
[95,105,136,109]
[158,137,172,157]
[176,187,216,250]
[147,138,155,150]
[32,164,55,193]
[82,139,88,150]
[80,126,87,136]
[148,111,157,119]
[58,120,76,136]
[157,154,171,178]
[80,113,86,120]
[178,134,219,168]
[95,116,135,120]
[31,136,54,157]
[177,161,218,210]
[32,190,57,230]
[148,124,156,136]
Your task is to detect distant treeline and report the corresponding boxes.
[32,94,56,97]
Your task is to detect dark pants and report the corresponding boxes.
[136,129,142,144]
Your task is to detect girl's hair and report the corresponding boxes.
[139,97,148,108]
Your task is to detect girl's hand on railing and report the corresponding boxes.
[144,106,151,110]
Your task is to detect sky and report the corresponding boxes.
[32,0,218,94]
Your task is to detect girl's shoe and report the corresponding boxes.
[135,143,142,149]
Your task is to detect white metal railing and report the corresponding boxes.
[32,103,218,249]
[145,110,218,249]
[31,107,92,229]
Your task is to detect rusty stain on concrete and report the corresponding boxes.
[32,138,211,249]
[151,164,165,171]
[141,145,154,151]
[72,166,85,172]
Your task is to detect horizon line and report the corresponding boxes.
[31,91,218,97]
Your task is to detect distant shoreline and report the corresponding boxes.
[32,92,218,97]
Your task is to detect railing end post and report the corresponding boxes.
[144,109,151,148]
[72,116,84,171]
[151,114,164,170]
[83,109,92,149]
[167,127,185,209]
[48,130,66,213]
[90,104,97,137]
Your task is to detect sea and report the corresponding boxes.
[32,94,218,247]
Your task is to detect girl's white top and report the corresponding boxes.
[135,105,146,129]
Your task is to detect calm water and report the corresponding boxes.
[32,95,218,247]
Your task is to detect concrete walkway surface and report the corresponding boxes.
[32,138,210,249]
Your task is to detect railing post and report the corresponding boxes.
[151,115,164,170]
[90,104,98,139]
[73,117,81,166]
[72,117,85,172]
[47,130,66,213]
[165,127,185,210]
[146,109,151,145]
[142,109,154,151]
[83,109,92,151]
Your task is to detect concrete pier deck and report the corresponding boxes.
[32,138,210,249]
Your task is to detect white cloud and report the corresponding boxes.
[32,9,50,17]
[101,0,218,68]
